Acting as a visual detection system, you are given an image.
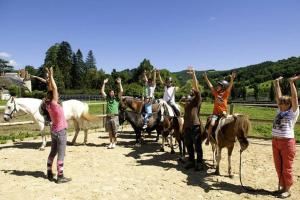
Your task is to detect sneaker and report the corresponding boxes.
[278,191,291,199]
[56,175,72,184]
[107,143,113,149]
[142,124,147,129]
[47,170,54,181]
[112,143,116,148]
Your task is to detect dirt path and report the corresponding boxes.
[0,128,299,200]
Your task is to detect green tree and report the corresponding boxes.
[71,49,85,89]
[43,44,65,91]
[85,50,97,69]
[0,58,13,74]
[253,84,259,101]
[57,41,73,89]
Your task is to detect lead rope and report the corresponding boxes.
[239,150,275,195]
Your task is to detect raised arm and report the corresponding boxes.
[46,67,58,103]
[31,75,47,83]
[273,77,283,106]
[227,71,236,93]
[142,70,148,84]
[116,78,123,99]
[101,78,108,98]
[157,70,164,85]
[203,72,214,93]
[153,69,157,86]
[187,66,199,92]
[288,76,300,112]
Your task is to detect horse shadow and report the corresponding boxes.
[124,143,275,197]
[1,169,46,179]
[0,141,47,150]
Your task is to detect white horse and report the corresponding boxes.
[3,97,97,150]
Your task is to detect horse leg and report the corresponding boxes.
[160,136,165,152]
[71,120,80,145]
[227,146,234,178]
[39,123,46,151]
[211,143,216,168]
[169,134,175,154]
[215,146,222,175]
[82,120,88,145]
[135,129,142,147]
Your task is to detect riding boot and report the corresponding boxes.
[56,175,72,184]
[47,170,54,181]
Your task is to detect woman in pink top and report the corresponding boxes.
[45,67,71,184]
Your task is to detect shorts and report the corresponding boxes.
[105,116,119,133]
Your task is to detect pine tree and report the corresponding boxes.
[85,50,97,69]
[71,49,85,89]
[0,58,13,74]
[57,41,73,89]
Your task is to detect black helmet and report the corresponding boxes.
[165,77,172,82]
[217,80,229,89]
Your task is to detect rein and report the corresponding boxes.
[239,150,276,196]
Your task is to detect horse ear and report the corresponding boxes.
[10,96,15,103]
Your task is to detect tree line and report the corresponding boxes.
[1,41,300,102]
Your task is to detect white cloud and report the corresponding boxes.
[209,17,217,21]
[8,59,17,67]
[0,52,11,58]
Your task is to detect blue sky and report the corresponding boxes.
[1,0,300,73]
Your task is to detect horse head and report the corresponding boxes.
[3,96,19,121]
[235,115,250,152]
[118,102,127,125]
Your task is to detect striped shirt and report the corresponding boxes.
[272,108,299,138]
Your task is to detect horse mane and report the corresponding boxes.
[233,114,251,137]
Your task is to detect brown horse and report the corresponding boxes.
[121,96,185,155]
[204,114,250,177]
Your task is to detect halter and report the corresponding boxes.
[4,97,17,119]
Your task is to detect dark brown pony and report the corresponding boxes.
[204,114,250,177]
[121,96,185,155]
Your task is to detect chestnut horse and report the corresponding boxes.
[204,114,250,177]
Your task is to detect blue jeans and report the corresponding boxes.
[144,113,152,125]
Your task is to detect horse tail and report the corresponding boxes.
[81,103,99,122]
[81,112,99,122]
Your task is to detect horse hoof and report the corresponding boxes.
[170,149,175,154]
[135,143,141,147]
[214,171,220,175]
[160,147,164,152]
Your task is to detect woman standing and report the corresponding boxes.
[272,76,299,198]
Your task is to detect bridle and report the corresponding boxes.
[4,97,17,119]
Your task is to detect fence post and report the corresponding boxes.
[229,103,234,115]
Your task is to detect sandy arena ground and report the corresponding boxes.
[0,128,299,200]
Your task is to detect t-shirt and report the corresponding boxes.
[145,85,156,98]
[212,89,230,115]
[272,108,299,138]
[106,97,119,115]
[183,90,202,129]
[163,86,175,103]
[46,101,68,132]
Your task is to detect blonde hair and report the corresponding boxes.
[279,96,291,107]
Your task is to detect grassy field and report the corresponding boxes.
[1,101,299,143]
